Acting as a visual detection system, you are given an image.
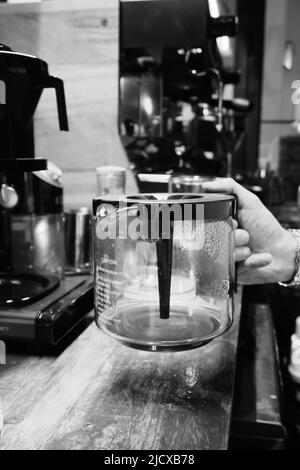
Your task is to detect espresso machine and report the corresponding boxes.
[119,0,253,190]
[0,44,93,350]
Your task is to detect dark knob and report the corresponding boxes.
[210,15,238,38]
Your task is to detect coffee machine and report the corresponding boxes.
[0,44,93,350]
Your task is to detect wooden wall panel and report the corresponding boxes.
[281,0,300,122]
[259,0,299,171]
[261,0,287,122]
[0,0,137,210]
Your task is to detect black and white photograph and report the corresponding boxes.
[0,0,300,453]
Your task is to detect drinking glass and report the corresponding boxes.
[96,166,126,196]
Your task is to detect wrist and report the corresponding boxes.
[277,230,299,283]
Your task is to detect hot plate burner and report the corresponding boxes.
[0,272,60,307]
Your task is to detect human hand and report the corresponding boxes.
[202,178,297,285]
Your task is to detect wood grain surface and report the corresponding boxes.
[0,291,241,450]
[0,0,137,210]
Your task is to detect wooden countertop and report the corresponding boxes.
[0,292,241,450]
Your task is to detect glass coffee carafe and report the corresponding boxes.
[93,193,236,352]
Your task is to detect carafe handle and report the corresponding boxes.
[40,76,69,131]
[232,195,239,292]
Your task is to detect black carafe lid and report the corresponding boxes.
[0,43,49,75]
[93,193,236,220]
